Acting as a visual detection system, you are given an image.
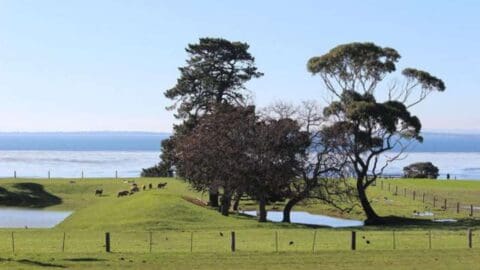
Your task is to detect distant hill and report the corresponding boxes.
[0,131,170,151]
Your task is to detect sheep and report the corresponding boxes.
[157,182,167,189]
[148,183,153,189]
[95,189,103,196]
[130,186,140,193]
[117,190,129,197]
[142,185,146,191]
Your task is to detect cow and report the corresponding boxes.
[95,189,103,196]
[142,185,146,191]
[148,183,153,189]
[117,190,129,197]
[157,182,167,189]
[130,186,139,193]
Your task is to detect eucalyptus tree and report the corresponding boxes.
[307,42,445,224]
[162,37,263,207]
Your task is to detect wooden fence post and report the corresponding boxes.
[392,231,397,249]
[62,232,66,252]
[404,188,406,197]
[457,202,460,214]
[413,191,416,200]
[433,196,436,208]
[81,171,84,179]
[190,232,193,252]
[381,181,383,190]
[231,231,236,252]
[11,232,15,253]
[428,230,432,249]
[395,186,398,195]
[351,231,356,250]
[388,183,391,192]
[105,232,110,252]
[115,170,118,179]
[14,170,16,179]
[468,229,473,248]
[275,231,279,252]
[312,230,317,253]
[422,193,425,203]
[470,205,474,217]
[149,231,152,253]
[444,199,447,210]
[48,171,51,179]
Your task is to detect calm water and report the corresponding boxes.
[0,208,72,228]
[242,211,363,227]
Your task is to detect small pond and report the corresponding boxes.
[241,211,364,228]
[0,208,72,228]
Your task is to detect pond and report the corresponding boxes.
[0,208,72,228]
[241,211,364,228]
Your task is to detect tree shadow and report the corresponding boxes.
[365,215,480,230]
[0,183,62,208]
[17,259,65,268]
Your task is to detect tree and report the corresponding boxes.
[175,105,257,216]
[261,101,354,223]
[403,162,439,179]
[164,37,263,207]
[308,42,445,224]
[244,118,310,222]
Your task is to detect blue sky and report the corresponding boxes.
[0,0,479,132]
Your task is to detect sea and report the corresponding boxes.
[0,132,168,178]
[2,132,480,179]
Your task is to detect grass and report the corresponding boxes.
[0,250,479,269]
[0,177,480,268]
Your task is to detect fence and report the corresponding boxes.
[3,170,128,179]
[0,229,478,253]
[378,180,480,217]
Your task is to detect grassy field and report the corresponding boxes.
[0,177,480,269]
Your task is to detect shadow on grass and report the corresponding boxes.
[64,257,107,262]
[0,183,62,208]
[364,216,480,230]
[17,259,65,268]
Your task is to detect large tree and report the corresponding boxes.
[307,42,445,224]
[163,37,263,207]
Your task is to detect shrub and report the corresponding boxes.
[403,162,439,179]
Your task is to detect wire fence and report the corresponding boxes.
[0,229,477,253]
[379,180,480,217]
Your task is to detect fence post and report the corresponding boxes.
[422,193,425,203]
[351,231,356,250]
[468,229,473,248]
[444,199,447,210]
[433,196,436,208]
[470,205,474,217]
[428,230,432,249]
[105,232,110,252]
[413,191,416,200]
[190,232,193,252]
[312,230,317,253]
[115,170,118,179]
[392,230,396,250]
[388,183,391,192]
[381,181,383,190]
[404,188,406,197]
[48,170,51,179]
[457,202,460,214]
[81,171,84,179]
[395,186,398,195]
[62,232,66,252]
[275,231,279,252]
[149,231,152,253]
[231,231,236,252]
[14,170,16,179]
[11,232,15,253]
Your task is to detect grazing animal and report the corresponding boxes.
[142,185,146,191]
[148,183,152,189]
[157,182,167,189]
[95,189,103,196]
[130,186,139,193]
[289,241,294,245]
[117,190,129,197]
[219,232,223,237]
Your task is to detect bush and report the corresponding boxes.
[403,162,439,179]
[140,163,173,177]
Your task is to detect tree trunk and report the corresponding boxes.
[357,177,382,225]
[220,194,231,216]
[258,198,267,222]
[208,186,219,208]
[232,193,242,211]
[282,197,302,223]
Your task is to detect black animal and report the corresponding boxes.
[95,189,103,196]
[148,183,153,189]
[157,182,167,189]
[117,190,129,197]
